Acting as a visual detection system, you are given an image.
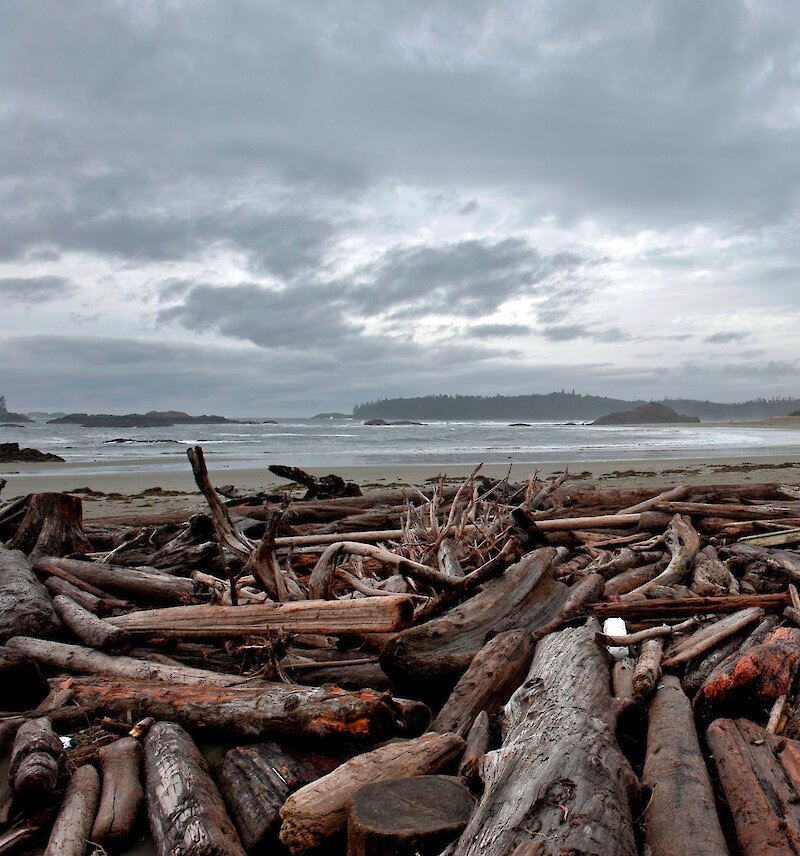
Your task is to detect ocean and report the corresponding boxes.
[3,417,800,476]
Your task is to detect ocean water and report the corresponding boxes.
[3,417,800,475]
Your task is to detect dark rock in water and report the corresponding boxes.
[103,438,181,444]
[312,412,352,420]
[0,442,65,463]
[592,402,701,426]
[1,423,26,428]
[365,419,389,426]
[365,419,425,426]
[47,410,235,427]
[509,422,531,427]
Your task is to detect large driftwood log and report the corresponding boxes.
[0,546,60,642]
[623,514,700,598]
[279,731,464,854]
[346,775,473,856]
[6,636,258,687]
[592,592,790,619]
[707,718,800,855]
[145,721,247,856]
[381,548,568,689]
[447,622,637,856]
[9,717,63,802]
[217,741,344,852]
[68,676,411,742]
[52,594,130,651]
[91,737,144,848]
[34,555,197,604]
[43,764,101,856]
[431,629,534,738]
[0,646,49,710]
[642,676,729,856]
[108,595,414,638]
[8,492,90,558]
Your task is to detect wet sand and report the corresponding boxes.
[3,453,800,518]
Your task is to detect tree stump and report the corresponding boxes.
[346,775,473,856]
[8,492,90,558]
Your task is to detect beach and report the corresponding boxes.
[3,451,800,519]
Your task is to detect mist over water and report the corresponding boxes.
[3,418,800,475]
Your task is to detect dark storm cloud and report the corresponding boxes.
[0,275,75,303]
[704,331,750,344]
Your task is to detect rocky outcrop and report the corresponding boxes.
[0,396,32,423]
[592,402,700,426]
[47,410,234,428]
[0,443,65,463]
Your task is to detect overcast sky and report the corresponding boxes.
[2,1,799,415]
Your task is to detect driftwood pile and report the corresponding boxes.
[2,449,800,854]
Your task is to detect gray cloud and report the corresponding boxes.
[469,323,531,338]
[541,324,628,343]
[0,275,75,303]
[704,331,750,344]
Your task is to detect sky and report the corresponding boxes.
[1,0,799,416]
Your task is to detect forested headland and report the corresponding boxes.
[352,392,800,422]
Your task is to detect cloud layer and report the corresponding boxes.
[1,1,799,412]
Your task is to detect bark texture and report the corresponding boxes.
[0,546,60,643]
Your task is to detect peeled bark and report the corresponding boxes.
[43,764,100,856]
[431,630,534,738]
[145,721,247,856]
[642,676,729,856]
[381,548,568,689]
[0,546,60,642]
[91,737,144,847]
[448,623,637,856]
[279,731,464,854]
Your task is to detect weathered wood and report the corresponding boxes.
[346,775,473,856]
[69,676,411,742]
[6,636,259,687]
[43,764,100,856]
[35,555,197,604]
[691,546,739,596]
[618,484,691,514]
[725,543,800,581]
[268,464,362,499]
[592,592,790,619]
[654,499,800,519]
[431,630,534,738]
[0,646,49,710]
[381,548,568,689]
[632,638,663,700]
[43,575,103,613]
[437,538,465,578]
[458,710,490,789]
[279,731,464,854]
[642,676,729,856]
[8,492,90,558]
[448,622,637,856]
[623,514,700,598]
[0,546,60,642]
[217,741,344,852]
[91,737,144,847]
[108,595,414,638]
[9,717,63,802]
[145,721,247,856]
[52,594,130,651]
[707,717,800,855]
[662,607,764,668]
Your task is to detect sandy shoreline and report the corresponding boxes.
[3,452,800,519]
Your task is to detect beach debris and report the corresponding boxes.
[2,452,800,853]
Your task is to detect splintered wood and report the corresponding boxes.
[2,454,800,854]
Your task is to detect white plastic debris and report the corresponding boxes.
[603,616,629,660]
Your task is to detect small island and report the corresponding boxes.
[0,396,32,424]
[592,401,701,426]
[47,410,236,428]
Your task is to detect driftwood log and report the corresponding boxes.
[68,676,414,742]
[458,709,490,789]
[9,717,63,802]
[145,721,247,856]
[279,731,464,854]
[0,546,60,642]
[217,741,344,852]
[8,492,90,559]
[707,717,800,855]
[641,676,729,856]
[447,622,638,856]
[381,548,568,689]
[91,736,144,847]
[43,764,100,856]
[52,594,131,651]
